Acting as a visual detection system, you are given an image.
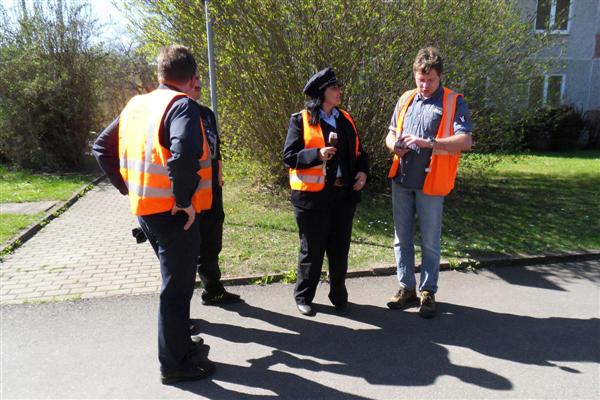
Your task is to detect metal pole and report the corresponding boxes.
[204,0,218,123]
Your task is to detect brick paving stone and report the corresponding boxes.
[1,283,27,290]
[136,277,159,283]
[14,293,44,300]
[146,284,160,289]
[75,286,102,294]
[121,282,145,289]
[93,285,122,292]
[60,283,87,290]
[42,289,70,297]
[8,287,37,295]
[125,273,151,280]
[28,286,59,293]
[131,286,159,294]
[92,272,118,278]
[105,289,133,296]
[111,279,134,285]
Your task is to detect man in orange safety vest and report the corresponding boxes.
[384,47,473,318]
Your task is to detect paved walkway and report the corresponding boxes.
[2,261,599,399]
[0,181,160,304]
[0,201,56,214]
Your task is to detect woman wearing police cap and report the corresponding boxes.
[283,67,369,316]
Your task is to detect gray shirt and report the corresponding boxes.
[388,85,472,189]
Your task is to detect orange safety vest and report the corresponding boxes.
[118,89,212,216]
[387,87,462,196]
[289,108,360,192]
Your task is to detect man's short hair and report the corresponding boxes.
[157,45,197,84]
[413,47,443,75]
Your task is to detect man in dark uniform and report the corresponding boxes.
[92,45,215,384]
[190,82,241,306]
[283,68,369,316]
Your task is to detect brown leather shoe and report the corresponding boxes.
[419,291,436,318]
[386,288,418,309]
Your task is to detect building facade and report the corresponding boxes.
[519,0,599,111]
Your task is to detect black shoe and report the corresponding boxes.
[296,304,315,316]
[161,359,215,385]
[334,303,349,316]
[201,290,241,306]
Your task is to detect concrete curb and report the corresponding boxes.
[216,249,600,288]
[0,175,106,258]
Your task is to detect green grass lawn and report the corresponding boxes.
[0,213,44,244]
[444,151,600,258]
[0,166,93,244]
[219,151,600,276]
[2,152,598,272]
[0,166,92,203]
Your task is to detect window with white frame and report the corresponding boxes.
[529,74,565,108]
[535,0,571,32]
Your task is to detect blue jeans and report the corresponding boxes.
[391,182,444,293]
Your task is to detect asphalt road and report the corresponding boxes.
[2,260,599,399]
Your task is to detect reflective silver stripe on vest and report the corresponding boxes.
[290,174,324,184]
[199,159,212,169]
[126,178,211,198]
[440,92,458,139]
[127,182,173,198]
[194,179,212,192]
[119,159,169,176]
[294,164,325,173]
[145,119,155,162]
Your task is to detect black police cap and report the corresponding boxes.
[303,67,342,98]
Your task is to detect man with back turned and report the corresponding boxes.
[93,45,215,384]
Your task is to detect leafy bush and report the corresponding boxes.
[583,110,600,149]
[0,1,102,171]
[95,45,157,124]
[517,105,586,151]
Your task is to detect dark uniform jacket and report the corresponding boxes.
[283,108,369,210]
[196,103,222,193]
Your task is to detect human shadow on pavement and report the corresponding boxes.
[484,261,600,291]
[175,340,368,399]
[179,294,600,398]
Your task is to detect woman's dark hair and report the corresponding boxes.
[305,93,324,125]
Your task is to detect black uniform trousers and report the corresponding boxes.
[137,211,199,373]
[293,188,356,306]
[196,187,225,295]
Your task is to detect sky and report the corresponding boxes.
[90,0,132,43]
